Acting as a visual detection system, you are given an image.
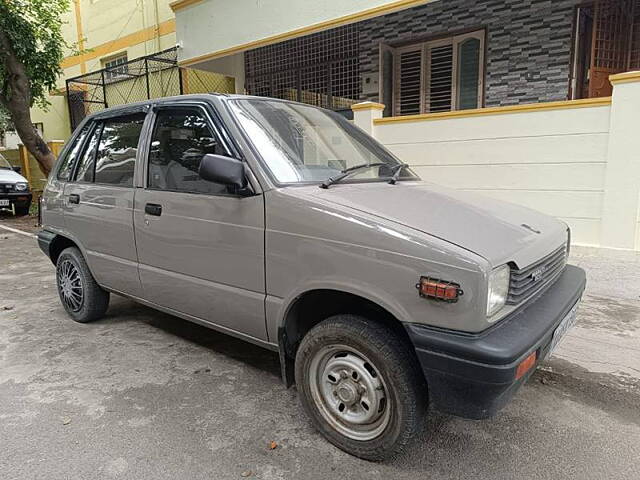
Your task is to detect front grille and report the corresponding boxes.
[0,183,14,193]
[507,244,567,305]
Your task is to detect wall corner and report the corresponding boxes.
[600,71,640,250]
[351,102,385,136]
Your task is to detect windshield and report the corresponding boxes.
[228,98,418,184]
[0,153,12,170]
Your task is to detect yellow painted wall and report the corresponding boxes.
[31,0,178,142]
[30,96,71,142]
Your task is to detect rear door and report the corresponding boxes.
[133,103,267,341]
[63,110,148,297]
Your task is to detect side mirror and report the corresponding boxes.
[12,166,22,174]
[199,154,247,191]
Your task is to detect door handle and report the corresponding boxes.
[145,203,162,216]
[68,194,80,204]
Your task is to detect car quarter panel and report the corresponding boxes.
[264,187,489,340]
[41,176,66,231]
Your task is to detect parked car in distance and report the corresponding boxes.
[0,152,32,216]
[38,94,586,461]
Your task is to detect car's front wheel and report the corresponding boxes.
[295,314,427,461]
[55,247,110,323]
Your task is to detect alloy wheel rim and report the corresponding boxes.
[57,259,84,312]
[308,344,391,441]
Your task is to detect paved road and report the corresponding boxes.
[1,229,639,480]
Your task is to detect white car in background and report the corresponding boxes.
[0,153,32,216]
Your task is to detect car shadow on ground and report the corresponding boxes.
[98,295,482,463]
[102,295,282,379]
[77,294,640,476]
[0,211,40,233]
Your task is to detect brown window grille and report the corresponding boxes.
[588,0,638,97]
[592,0,633,70]
[631,2,640,68]
[244,24,361,112]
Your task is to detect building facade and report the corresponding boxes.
[30,0,180,142]
[176,0,640,116]
[170,0,640,251]
[16,0,640,250]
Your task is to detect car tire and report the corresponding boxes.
[14,204,30,216]
[295,314,427,461]
[55,247,110,323]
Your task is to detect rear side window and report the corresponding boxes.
[148,108,230,195]
[94,114,145,187]
[74,124,101,183]
[56,124,91,181]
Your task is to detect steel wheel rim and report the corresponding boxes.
[308,344,391,441]
[57,259,84,312]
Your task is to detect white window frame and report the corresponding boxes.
[390,29,485,116]
[453,30,485,111]
[103,53,129,81]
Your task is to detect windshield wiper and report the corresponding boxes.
[388,163,408,185]
[319,162,386,189]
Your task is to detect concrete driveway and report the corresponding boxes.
[1,226,640,480]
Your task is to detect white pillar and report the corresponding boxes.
[600,71,640,250]
[230,52,245,94]
[351,102,385,137]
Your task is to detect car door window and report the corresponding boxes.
[94,114,145,187]
[148,108,231,195]
[74,124,102,183]
[57,124,91,181]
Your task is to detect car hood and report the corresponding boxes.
[0,168,27,183]
[295,181,567,268]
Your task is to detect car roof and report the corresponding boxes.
[82,93,332,123]
[83,93,280,119]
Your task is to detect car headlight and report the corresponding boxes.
[487,264,510,318]
[14,182,29,192]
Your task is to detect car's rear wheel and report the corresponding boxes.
[56,247,109,323]
[295,314,426,461]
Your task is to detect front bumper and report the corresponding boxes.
[0,192,32,208]
[406,264,586,419]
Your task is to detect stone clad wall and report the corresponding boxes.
[359,0,580,106]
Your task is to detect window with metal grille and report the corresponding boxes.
[571,0,639,98]
[103,54,129,81]
[244,24,360,112]
[632,6,640,69]
[392,30,485,116]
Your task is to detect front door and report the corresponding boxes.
[571,0,636,99]
[133,104,267,341]
[63,112,147,297]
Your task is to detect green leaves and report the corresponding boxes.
[0,109,11,131]
[0,0,70,109]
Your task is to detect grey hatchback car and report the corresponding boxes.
[38,94,586,461]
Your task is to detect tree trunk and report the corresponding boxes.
[3,99,56,177]
[0,29,55,176]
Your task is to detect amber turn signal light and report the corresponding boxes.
[515,351,538,380]
[416,277,462,303]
